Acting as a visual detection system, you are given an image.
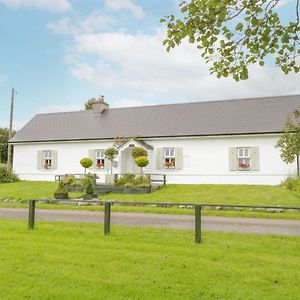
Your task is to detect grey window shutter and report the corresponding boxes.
[250,147,260,171]
[88,150,96,169]
[156,148,164,170]
[229,147,238,171]
[37,151,43,170]
[51,150,58,170]
[175,148,183,170]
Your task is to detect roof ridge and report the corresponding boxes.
[34,94,300,116]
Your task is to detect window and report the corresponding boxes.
[43,150,52,169]
[164,148,175,169]
[95,149,105,169]
[237,147,250,170]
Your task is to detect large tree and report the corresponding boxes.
[0,127,11,164]
[162,0,300,81]
[276,109,300,175]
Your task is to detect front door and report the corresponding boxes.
[121,148,140,174]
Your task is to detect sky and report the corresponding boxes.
[0,0,299,129]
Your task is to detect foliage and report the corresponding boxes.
[105,147,119,174]
[84,174,95,195]
[80,158,93,174]
[62,175,84,187]
[276,109,300,164]
[135,156,149,176]
[132,147,148,159]
[54,181,68,199]
[116,173,135,185]
[280,176,300,191]
[0,165,20,183]
[116,174,150,187]
[0,127,15,163]
[84,97,97,110]
[162,0,300,81]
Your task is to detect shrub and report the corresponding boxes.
[280,177,300,191]
[54,181,68,199]
[132,147,148,159]
[84,174,95,195]
[80,158,93,174]
[0,166,20,183]
[134,176,151,187]
[116,173,135,185]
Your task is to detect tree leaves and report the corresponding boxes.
[162,0,300,81]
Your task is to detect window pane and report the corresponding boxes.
[244,148,249,157]
[238,149,243,157]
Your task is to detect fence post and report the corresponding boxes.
[195,205,201,244]
[163,174,166,186]
[104,202,111,235]
[28,200,36,230]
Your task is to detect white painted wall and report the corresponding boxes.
[12,134,296,185]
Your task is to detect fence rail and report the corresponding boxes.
[27,200,300,244]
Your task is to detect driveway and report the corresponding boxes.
[0,208,299,236]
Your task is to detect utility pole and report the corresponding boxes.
[7,88,15,170]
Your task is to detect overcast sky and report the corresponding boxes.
[0,0,299,129]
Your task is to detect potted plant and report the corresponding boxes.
[104,147,118,184]
[96,162,104,169]
[53,181,69,199]
[164,161,175,169]
[82,174,98,200]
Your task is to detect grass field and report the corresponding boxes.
[0,219,299,300]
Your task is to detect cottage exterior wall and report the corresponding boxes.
[12,134,296,185]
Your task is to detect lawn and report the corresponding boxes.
[0,219,299,300]
[1,182,300,219]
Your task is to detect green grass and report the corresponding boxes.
[0,219,299,300]
[1,182,300,219]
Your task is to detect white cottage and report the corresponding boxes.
[10,95,300,185]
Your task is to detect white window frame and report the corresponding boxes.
[164,148,175,169]
[43,150,52,169]
[95,149,105,169]
[237,147,251,170]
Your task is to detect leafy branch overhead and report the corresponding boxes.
[161,0,300,81]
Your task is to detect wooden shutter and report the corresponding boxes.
[229,147,238,171]
[175,148,183,170]
[51,150,58,170]
[156,148,164,170]
[37,151,43,170]
[250,147,260,171]
[88,150,96,169]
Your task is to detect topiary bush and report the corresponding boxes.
[80,158,93,174]
[0,166,20,183]
[135,156,149,176]
[132,147,148,159]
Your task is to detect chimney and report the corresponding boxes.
[92,95,109,114]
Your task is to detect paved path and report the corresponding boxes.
[0,208,299,236]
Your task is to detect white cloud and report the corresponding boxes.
[0,0,72,13]
[47,12,115,35]
[104,0,145,19]
[67,29,300,102]
[36,104,83,114]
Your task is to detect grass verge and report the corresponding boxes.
[0,219,299,300]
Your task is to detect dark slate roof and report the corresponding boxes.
[10,95,300,143]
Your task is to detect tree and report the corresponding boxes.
[132,147,148,159]
[104,147,119,174]
[84,97,97,110]
[80,158,93,174]
[0,127,14,164]
[135,156,149,176]
[162,0,300,81]
[276,109,300,175]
